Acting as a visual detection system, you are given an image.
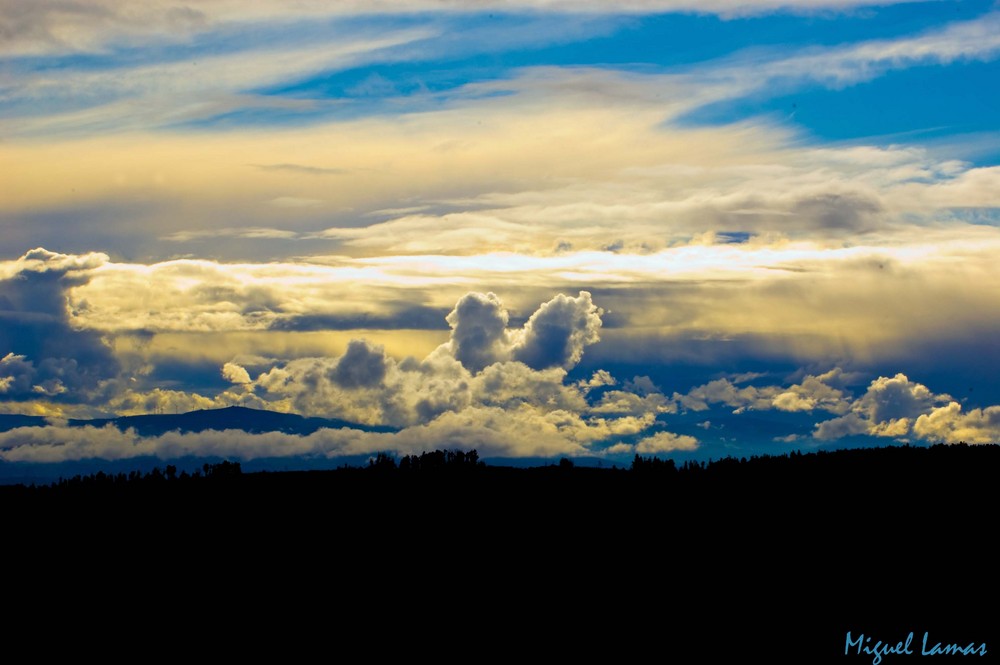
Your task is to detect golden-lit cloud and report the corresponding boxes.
[913,403,1000,445]
[635,430,699,453]
[29,227,993,369]
[0,404,657,463]
[812,373,952,441]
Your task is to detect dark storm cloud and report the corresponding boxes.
[329,339,388,389]
[445,292,511,373]
[512,291,602,370]
[0,249,119,401]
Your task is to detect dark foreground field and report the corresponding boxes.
[4,444,997,662]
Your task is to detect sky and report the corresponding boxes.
[1,0,999,469]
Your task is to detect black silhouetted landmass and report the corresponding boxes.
[4,442,997,662]
[4,442,996,515]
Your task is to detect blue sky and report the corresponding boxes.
[1,0,999,470]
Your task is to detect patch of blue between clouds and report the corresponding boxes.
[946,208,1000,227]
[715,231,754,244]
[679,59,1000,165]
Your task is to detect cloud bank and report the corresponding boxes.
[0,288,698,462]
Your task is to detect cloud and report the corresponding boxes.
[673,368,852,418]
[0,402,657,463]
[163,228,301,242]
[705,11,1000,93]
[441,290,602,373]
[813,412,870,440]
[269,197,323,209]
[591,390,676,417]
[330,339,389,389]
[0,353,35,395]
[579,369,616,391]
[623,375,658,395]
[0,0,933,57]
[472,363,586,413]
[854,373,943,423]
[11,31,998,262]
[106,388,229,417]
[269,307,450,332]
[30,230,1000,356]
[254,164,347,176]
[771,392,814,412]
[771,369,852,414]
[512,291,602,370]
[589,374,675,417]
[0,249,120,403]
[0,247,108,277]
[6,230,1000,400]
[408,405,655,456]
[288,130,994,261]
[0,423,337,463]
[674,378,781,413]
[254,353,430,426]
[3,32,433,138]
[913,403,1000,445]
[212,291,675,462]
[666,368,1000,446]
[221,362,252,385]
[813,373,951,440]
[788,191,884,234]
[445,292,512,373]
[635,430,699,454]
[6,57,999,276]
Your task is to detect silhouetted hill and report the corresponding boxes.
[0,413,46,430]
[0,405,395,436]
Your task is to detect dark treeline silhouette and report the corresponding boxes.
[375,448,483,471]
[39,460,244,491]
[3,442,997,496]
[4,443,997,661]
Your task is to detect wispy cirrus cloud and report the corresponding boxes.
[1,25,435,135]
[0,0,939,56]
[6,6,995,137]
[694,10,1000,95]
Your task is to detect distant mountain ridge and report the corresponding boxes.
[0,406,395,436]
